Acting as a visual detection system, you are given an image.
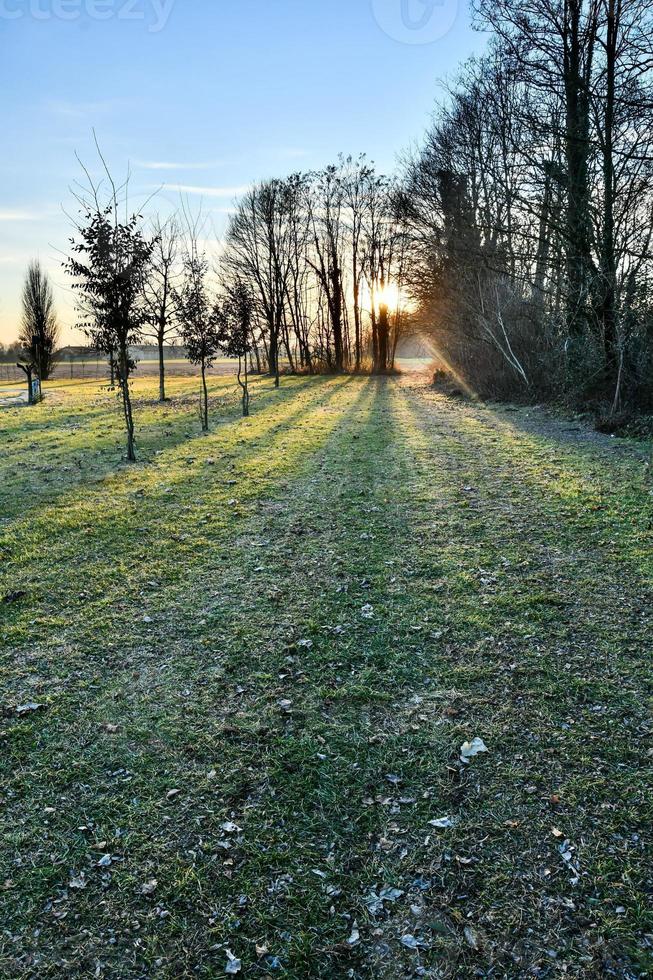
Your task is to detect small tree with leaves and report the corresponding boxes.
[19,260,60,382]
[177,251,221,432]
[222,279,254,417]
[66,202,153,461]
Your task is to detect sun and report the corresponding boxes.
[359,280,414,315]
[376,282,401,312]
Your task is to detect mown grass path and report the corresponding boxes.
[1,372,651,978]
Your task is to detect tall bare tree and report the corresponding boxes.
[225,179,297,387]
[142,215,181,402]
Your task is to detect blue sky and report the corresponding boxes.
[0,0,486,343]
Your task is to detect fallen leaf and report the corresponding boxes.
[347,921,360,946]
[15,703,44,716]
[140,879,158,895]
[379,886,404,902]
[428,816,454,829]
[460,737,488,763]
[225,949,241,974]
[464,925,481,950]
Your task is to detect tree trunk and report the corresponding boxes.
[563,0,595,352]
[238,355,250,417]
[201,361,209,432]
[600,0,619,381]
[284,324,297,374]
[17,363,34,405]
[268,320,280,387]
[390,312,402,369]
[158,326,167,402]
[273,321,281,388]
[377,303,390,374]
[534,162,554,298]
[353,278,362,372]
[330,259,344,372]
[253,337,262,375]
[118,345,136,462]
[370,305,379,374]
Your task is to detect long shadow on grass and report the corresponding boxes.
[395,382,652,677]
[1,379,423,977]
[0,380,377,968]
[1,372,287,468]
[0,376,323,525]
[401,384,652,584]
[392,373,653,975]
[410,386,652,574]
[5,377,649,976]
[111,376,454,975]
[0,375,351,538]
[0,376,363,652]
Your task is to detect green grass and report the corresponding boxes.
[1,373,652,978]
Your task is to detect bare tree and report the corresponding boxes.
[177,244,220,433]
[225,179,297,387]
[305,166,347,372]
[342,154,375,371]
[142,215,181,402]
[222,279,255,417]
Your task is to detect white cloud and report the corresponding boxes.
[278,147,309,159]
[160,183,249,199]
[0,210,41,222]
[135,160,224,171]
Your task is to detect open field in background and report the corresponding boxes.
[0,358,240,387]
[1,368,652,978]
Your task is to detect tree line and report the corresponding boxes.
[56,151,415,460]
[401,0,653,415]
[223,160,412,381]
[12,0,653,456]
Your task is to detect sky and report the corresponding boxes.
[0,0,487,345]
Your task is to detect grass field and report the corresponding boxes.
[0,358,240,388]
[1,370,652,978]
